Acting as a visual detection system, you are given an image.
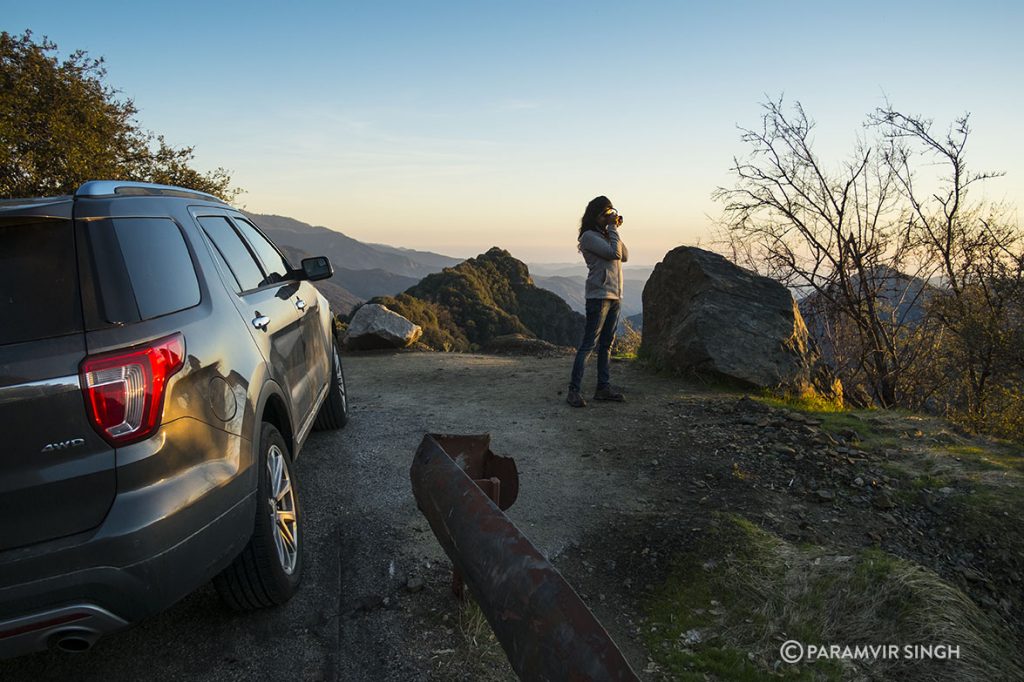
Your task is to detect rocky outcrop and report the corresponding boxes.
[641,246,813,388]
[371,247,585,351]
[345,303,423,350]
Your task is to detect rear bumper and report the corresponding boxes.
[0,418,256,658]
[1,602,129,656]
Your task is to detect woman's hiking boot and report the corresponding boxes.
[566,388,587,408]
[593,385,625,402]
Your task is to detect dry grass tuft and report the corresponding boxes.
[645,514,1023,681]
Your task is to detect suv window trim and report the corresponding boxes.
[230,216,295,274]
[193,210,293,296]
[198,217,260,293]
[203,233,243,293]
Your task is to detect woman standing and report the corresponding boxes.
[567,195,628,407]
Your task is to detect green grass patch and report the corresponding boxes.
[643,514,1023,681]
[943,444,1024,473]
[757,391,845,414]
[907,474,957,491]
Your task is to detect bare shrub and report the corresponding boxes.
[611,319,642,358]
[716,97,1024,437]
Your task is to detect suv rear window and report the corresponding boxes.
[0,219,83,345]
[110,218,201,319]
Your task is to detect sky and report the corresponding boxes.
[5,1,1023,264]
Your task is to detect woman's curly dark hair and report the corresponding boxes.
[578,195,612,242]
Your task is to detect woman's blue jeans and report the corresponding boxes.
[569,298,620,392]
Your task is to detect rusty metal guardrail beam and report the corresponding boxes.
[410,433,639,682]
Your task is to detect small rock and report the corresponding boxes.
[838,428,860,443]
[406,577,425,593]
[853,477,865,487]
[814,489,835,502]
[872,492,895,510]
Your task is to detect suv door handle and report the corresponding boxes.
[252,315,270,330]
[295,298,306,312]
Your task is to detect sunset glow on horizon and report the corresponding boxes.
[7,1,1022,265]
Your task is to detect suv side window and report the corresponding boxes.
[111,218,201,319]
[231,218,291,284]
[198,216,266,292]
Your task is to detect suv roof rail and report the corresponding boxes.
[75,181,228,204]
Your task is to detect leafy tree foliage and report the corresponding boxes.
[0,30,238,200]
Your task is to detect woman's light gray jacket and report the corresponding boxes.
[579,227,629,300]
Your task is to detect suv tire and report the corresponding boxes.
[214,422,303,610]
[313,339,348,430]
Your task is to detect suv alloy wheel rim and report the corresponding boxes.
[267,444,298,574]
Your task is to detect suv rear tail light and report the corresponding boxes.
[80,333,185,446]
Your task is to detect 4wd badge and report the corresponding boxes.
[41,438,86,453]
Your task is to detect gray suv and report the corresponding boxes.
[0,181,348,657]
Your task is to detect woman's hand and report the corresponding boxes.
[601,208,623,229]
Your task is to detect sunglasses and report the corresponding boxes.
[602,208,619,217]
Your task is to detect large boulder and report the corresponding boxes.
[641,247,813,388]
[345,303,422,350]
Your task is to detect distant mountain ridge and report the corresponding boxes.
[247,212,461,278]
[246,212,460,316]
[532,272,648,321]
[369,247,585,351]
[245,211,645,334]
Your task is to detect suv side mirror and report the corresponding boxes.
[301,256,333,282]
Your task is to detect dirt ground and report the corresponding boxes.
[331,351,1024,681]
[3,350,1020,680]
[331,350,674,681]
